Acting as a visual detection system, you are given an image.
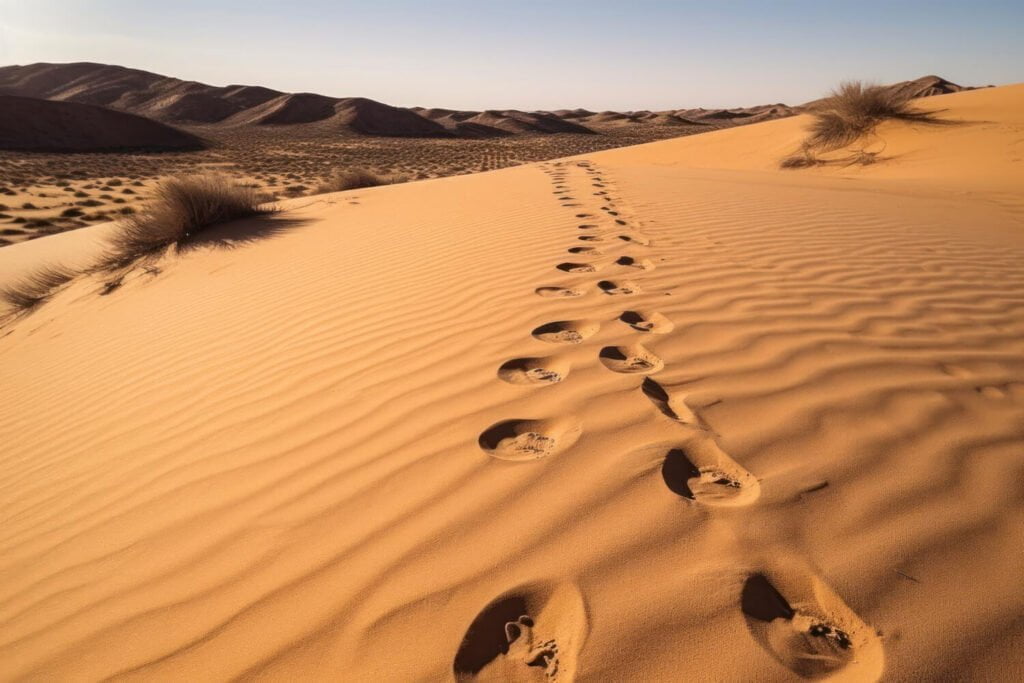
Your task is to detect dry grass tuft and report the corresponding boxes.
[315,167,408,194]
[103,174,272,266]
[804,81,942,151]
[782,80,946,169]
[1,263,78,317]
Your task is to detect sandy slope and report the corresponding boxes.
[1,85,1023,682]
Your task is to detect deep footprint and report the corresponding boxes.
[660,437,759,506]
[498,356,569,386]
[478,417,582,461]
[615,256,654,271]
[598,280,640,295]
[532,319,600,344]
[740,572,884,680]
[642,378,697,423]
[620,310,674,333]
[556,262,598,273]
[454,583,588,681]
[598,344,664,374]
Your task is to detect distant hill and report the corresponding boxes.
[0,95,207,152]
[0,62,980,142]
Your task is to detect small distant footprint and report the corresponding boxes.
[660,437,759,506]
[478,417,582,460]
[532,319,599,344]
[617,234,651,246]
[556,262,598,273]
[615,256,654,271]
[568,246,601,255]
[599,344,664,374]
[535,286,585,298]
[498,356,570,385]
[598,280,640,295]
[740,571,884,680]
[619,310,673,333]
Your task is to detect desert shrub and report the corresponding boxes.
[315,167,408,194]
[804,81,941,151]
[104,174,271,265]
[0,263,77,316]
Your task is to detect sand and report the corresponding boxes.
[1,84,1022,681]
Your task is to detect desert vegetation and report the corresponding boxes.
[315,167,409,194]
[101,174,272,267]
[0,263,77,318]
[782,80,944,168]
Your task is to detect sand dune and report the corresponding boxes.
[0,95,206,151]
[0,84,1022,681]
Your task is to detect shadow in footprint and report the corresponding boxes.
[598,280,639,295]
[454,584,588,681]
[556,262,596,273]
[453,595,530,676]
[661,448,701,499]
[739,571,881,680]
[599,344,663,374]
[498,357,568,385]
[532,319,599,344]
[620,310,672,333]
[478,417,581,460]
[742,574,795,622]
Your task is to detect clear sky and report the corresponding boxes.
[1,0,1021,110]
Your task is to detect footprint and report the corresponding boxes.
[556,262,598,273]
[532,319,599,344]
[660,437,759,506]
[577,235,604,242]
[535,286,585,299]
[642,378,697,423]
[577,224,599,230]
[619,310,673,333]
[498,357,569,385]
[453,583,588,681]
[615,219,628,226]
[617,235,650,246]
[568,246,601,255]
[599,344,664,374]
[597,280,640,295]
[615,256,654,271]
[575,213,593,218]
[741,571,884,680]
[478,417,582,461]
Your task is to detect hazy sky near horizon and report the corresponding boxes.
[1,0,1021,110]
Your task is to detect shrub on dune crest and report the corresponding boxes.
[0,264,77,317]
[807,81,940,149]
[315,167,408,194]
[782,80,945,167]
[105,174,272,264]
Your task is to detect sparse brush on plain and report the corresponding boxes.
[782,80,944,168]
[0,263,78,317]
[315,167,408,194]
[104,174,272,266]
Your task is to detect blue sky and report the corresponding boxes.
[1,1,1021,110]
